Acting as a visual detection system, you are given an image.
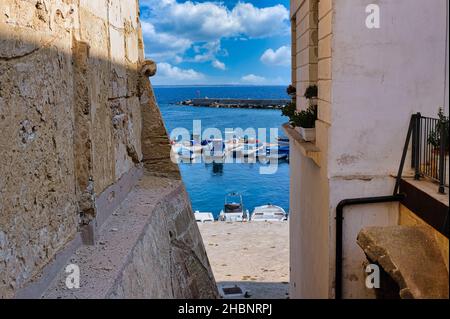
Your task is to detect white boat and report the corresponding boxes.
[240,142,265,158]
[181,140,203,153]
[250,204,288,222]
[224,137,243,153]
[194,211,215,223]
[179,146,195,159]
[176,140,203,160]
[204,139,226,159]
[235,138,264,158]
[219,192,249,222]
[171,143,183,157]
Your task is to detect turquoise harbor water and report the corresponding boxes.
[154,86,290,218]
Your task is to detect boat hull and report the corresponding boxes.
[250,205,288,222]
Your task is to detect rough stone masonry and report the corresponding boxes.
[0,0,218,298]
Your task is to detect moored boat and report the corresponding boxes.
[263,145,289,160]
[204,139,227,159]
[276,137,290,146]
[219,192,249,222]
[250,204,288,222]
[194,211,215,223]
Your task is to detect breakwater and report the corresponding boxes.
[179,98,290,109]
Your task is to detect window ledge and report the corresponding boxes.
[282,123,321,167]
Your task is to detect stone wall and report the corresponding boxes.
[289,0,331,299]
[0,0,217,298]
[289,0,448,298]
[290,0,318,111]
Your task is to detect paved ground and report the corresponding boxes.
[197,221,289,299]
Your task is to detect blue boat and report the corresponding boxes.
[276,137,290,146]
[264,145,289,160]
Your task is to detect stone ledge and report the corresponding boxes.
[357,225,449,299]
[401,177,449,207]
[282,123,321,167]
[42,171,218,299]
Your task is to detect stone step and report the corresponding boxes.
[42,172,218,299]
[357,225,449,299]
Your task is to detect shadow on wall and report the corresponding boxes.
[0,6,212,298]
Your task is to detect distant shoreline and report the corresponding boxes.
[153,84,288,88]
[178,98,290,110]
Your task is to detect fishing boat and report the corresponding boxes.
[170,142,182,155]
[276,137,290,146]
[263,145,289,160]
[250,204,288,222]
[194,211,215,223]
[183,140,204,153]
[240,142,265,158]
[175,140,203,159]
[203,139,227,160]
[224,137,243,153]
[219,192,249,222]
[235,138,264,158]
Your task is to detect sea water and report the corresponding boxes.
[154,85,290,218]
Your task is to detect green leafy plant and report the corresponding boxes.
[428,108,449,152]
[286,84,296,96]
[282,85,318,128]
[304,85,318,99]
[291,105,317,128]
[281,101,297,119]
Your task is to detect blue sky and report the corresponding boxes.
[139,0,291,85]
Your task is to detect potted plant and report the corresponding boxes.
[428,107,449,153]
[281,100,297,120]
[304,84,318,106]
[286,84,297,97]
[425,108,449,178]
[292,105,317,141]
[282,85,318,142]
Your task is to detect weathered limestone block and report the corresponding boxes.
[108,0,124,29]
[139,70,180,178]
[79,0,108,21]
[125,22,140,64]
[357,226,449,299]
[1,0,80,298]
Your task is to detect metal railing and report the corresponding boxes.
[411,113,449,194]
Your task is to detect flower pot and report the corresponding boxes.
[296,127,316,142]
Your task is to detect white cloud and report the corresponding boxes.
[141,21,191,62]
[231,3,290,38]
[261,46,291,66]
[191,41,227,64]
[157,62,204,81]
[146,1,290,40]
[173,55,183,64]
[212,60,226,70]
[241,74,266,84]
[141,1,289,63]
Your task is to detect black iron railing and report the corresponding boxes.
[411,113,449,194]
